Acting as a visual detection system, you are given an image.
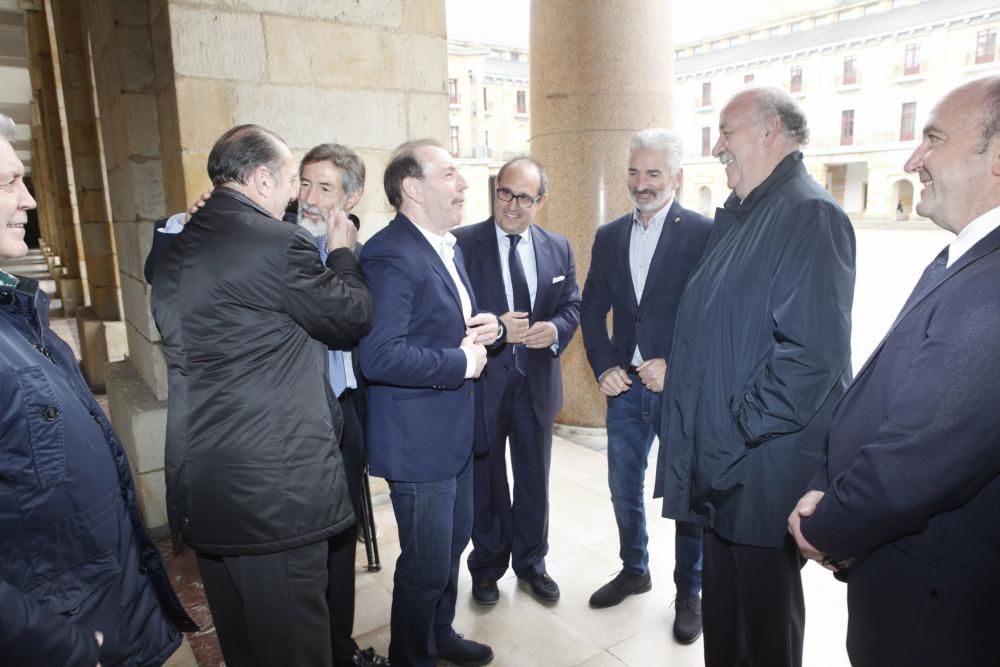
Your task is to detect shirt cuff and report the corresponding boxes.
[158,212,186,234]
[462,346,477,379]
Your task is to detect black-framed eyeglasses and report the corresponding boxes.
[496,187,543,208]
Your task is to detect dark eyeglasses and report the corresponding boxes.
[496,187,543,208]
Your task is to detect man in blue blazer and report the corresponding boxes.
[453,158,581,605]
[791,76,1000,667]
[359,139,500,667]
[580,129,712,643]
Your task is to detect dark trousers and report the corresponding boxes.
[327,387,365,662]
[388,457,473,667]
[197,539,341,667]
[468,369,552,581]
[702,529,805,667]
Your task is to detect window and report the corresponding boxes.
[843,56,857,85]
[904,43,921,75]
[448,78,458,104]
[450,126,459,156]
[701,127,711,157]
[482,87,489,112]
[744,73,754,84]
[790,66,802,92]
[701,81,712,107]
[977,29,996,64]
[516,90,526,114]
[841,109,854,146]
[900,102,916,141]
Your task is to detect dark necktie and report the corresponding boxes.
[508,234,531,375]
[905,245,949,308]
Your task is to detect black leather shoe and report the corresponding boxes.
[588,569,652,608]
[672,593,702,644]
[472,576,499,605]
[352,646,390,666]
[517,570,560,601]
[437,630,494,666]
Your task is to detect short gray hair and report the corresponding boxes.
[749,87,809,146]
[974,75,1000,154]
[628,128,683,176]
[207,124,289,188]
[0,114,15,142]
[300,143,366,197]
[496,156,550,196]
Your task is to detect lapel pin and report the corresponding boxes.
[674,216,681,224]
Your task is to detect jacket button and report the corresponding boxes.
[168,629,179,640]
[635,316,642,324]
[138,564,149,575]
[42,405,59,421]
[182,518,191,528]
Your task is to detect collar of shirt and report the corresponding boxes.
[0,269,18,287]
[948,204,1000,268]
[494,222,534,251]
[413,222,458,261]
[631,199,671,230]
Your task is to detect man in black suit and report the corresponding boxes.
[791,75,1000,667]
[151,125,373,666]
[453,157,581,606]
[580,129,712,643]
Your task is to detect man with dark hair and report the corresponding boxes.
[454,157,581,606]
[0,114,197,666]
[654,87,856,667]
[791,75,1000,667]
[581,129,711,644]
[151,124,373,666]
[360,139,499,667]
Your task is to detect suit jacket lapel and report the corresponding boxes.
[639,200,682,308]
[530,226,555,321]
[617,214,640,312]
[401,217,463,312]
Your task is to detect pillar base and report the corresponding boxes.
[76,307,128,389]
[105,360,169,532]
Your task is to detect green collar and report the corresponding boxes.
[0,269,18,288]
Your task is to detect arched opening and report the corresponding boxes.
[893,179,914,220]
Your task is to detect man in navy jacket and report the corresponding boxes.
[792,75,1000,667]
[0,115,196,666]
[580,129,712,643]
[454,157,581,605]
[360,139,499,667]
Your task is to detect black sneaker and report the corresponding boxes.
[472,576,500,605]
[436,629,494,666]
[517,570,560,602]
[588,570,652,608]
[672,593,703,644]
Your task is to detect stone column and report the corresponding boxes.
[52,0,127,389]
[25,4,87,314]
[530,0,674,427]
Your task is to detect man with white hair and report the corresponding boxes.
[580,128,712,643]
[653,88,856,667]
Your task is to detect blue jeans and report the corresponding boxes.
[387,458,473,667]
[606,376,703,594]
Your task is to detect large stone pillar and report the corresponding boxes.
[530,0,674,427]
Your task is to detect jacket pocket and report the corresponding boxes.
[16,366,66,489]
[28,550,121,615]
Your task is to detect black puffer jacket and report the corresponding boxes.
[151,189,372,555]
[0,276,196,667]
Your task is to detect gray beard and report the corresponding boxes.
[297,213,326,238]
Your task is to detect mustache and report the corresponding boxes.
[630,188,657,197]
[298,203,330,221]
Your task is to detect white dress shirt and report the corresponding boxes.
[948,205,1000,267]
[628,201,671,365]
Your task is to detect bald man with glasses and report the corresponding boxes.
[453,157,581,606]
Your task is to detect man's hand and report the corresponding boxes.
[461,332,487,378]
[637,358,667,392]
[466,313,499,345]
[184,190,213,223]
[598,367,632,397]
[523,321,558,349]
[327,209,358,252]
[788,490,834,568]
[499,311,529,344]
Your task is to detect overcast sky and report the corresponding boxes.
[445,0,762,46]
